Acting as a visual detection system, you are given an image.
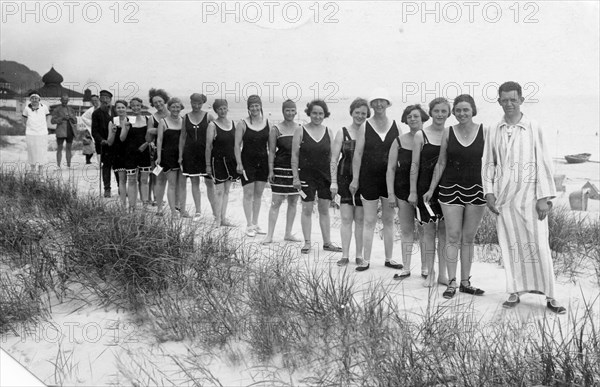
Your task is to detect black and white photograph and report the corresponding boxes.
[1,1,599,385]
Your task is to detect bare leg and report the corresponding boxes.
[127,172,138,211]
[441,204,465,285]
[190,176,201,213]
[317,198,331,245]
[221,180,232,223]
[340,203,355,258]
[166,170,179,215]
[437,220,448,285]
[204,177,217,217]
[284,194,300,240]
[397,199,416,270]
[177,171,188,216]
[252,181,266,227]
[56,139,64,167]
[242,183,255,227]
[421,222,438,287]
[155,172,167,213]
[361,199,378,263]
[459,205,485,284]
[213,183,224,224]
[380,197,395,261]
[118,171,127,209]
[65,142,72,167]
[301,200,314,250]
[264,194,284,243]
[354,206,364,259]
[139,171,149,203]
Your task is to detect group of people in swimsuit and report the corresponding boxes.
[97,82,567,311]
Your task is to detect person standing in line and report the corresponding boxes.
[80,94,100,164]
[387,104,433,281]
[235,95,270,236]
[92,90,118,197]
[107,100,130,210]
[350,89,402,272]
[291,99,342,254]
[262,99,302,244]
[179,93,216,218]
[51,94,77,168]
[330,98,368,266]
[146,88,170,206]
[117,97,152,210]
[205,99,238,227]
[483,81,565,314]
[425,95,486,298]
[22,92,50,176]
[156,98,187,217]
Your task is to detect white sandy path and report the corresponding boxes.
[1,135,599,386]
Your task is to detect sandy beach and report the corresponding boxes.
[1,135,599,386]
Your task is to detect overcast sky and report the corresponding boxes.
[1,1,598,104]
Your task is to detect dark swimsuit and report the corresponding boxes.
[182,113,209,177]
[359,120,399,201]
[241,120,269,185]
[271,126,298,195]
[299,126,332,202]
[337,127,362,206]
[122,116,151,174]
[394,137,412,202]
[438,124,486,206]
[416,130,443,223]
[211,121,239,184]
[159,118,181,172]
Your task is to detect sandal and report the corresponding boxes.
[323,242,342,252]
[301,242,311,254]
[355,261,370,272]
[336,258,350,266]
[502,294,520,309]
[459,276,485,295]
[443,279,457,299]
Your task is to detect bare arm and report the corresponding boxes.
[290,126,303,189]
[386,138,399,200]
[408,131,424,206]
[119,120,130,142]
[234,119,246,173]
[205,122,216,176]
[267,125,278,182]
[107,122,116,146]
[330,129,343,186]
[156,119,165,165]
[178,115,187,164]
[424,128,449,202]
[349,123,366,194]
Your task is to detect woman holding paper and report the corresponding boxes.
[147,88,170,206]
[423,94,486,298]
[156,97,187,217]
[107,100,130,209]
[205,99,238,226]
[407,98,448,285]
[235,95,270,237]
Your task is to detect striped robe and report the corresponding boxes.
[482,114,557,297]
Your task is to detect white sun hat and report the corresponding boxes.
[369,87,392,106]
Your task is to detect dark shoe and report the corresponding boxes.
[393,269,411,280]
[301,242,311,254]
[104,189,111,198]
[459,277,485,295]
[547,299,566,315]
[443,279,457,299]
[502,294,520,309]
[384,260,404,270]
[323,242,342,252]
[355,262,370,272]
[336,258,349,266]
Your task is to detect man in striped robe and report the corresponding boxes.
[482,81,566,314]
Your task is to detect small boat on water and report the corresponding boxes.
[564,153,591,164]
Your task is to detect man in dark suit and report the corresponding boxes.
[92,89,118,197]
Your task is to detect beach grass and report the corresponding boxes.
[1,168,600,385]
